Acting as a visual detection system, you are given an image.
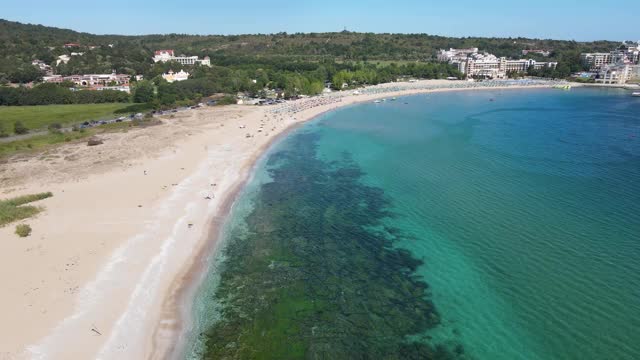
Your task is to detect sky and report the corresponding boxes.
[2,0,639,41]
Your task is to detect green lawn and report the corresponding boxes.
[0,103,132,134]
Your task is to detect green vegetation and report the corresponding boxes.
[0,19,624,110]
[0,83,130,106]
[0,130,90,157]
[13,120,28,134]
[0,122,8,137]
[15,224,32,237]
[0,19,618,79]
[0,192,52,227]
[216,95,237,105]
[0,103,131,134]
[113,102,154,114]
[0,116,160,158]
[570,77,596,83]
[132,80,155,103]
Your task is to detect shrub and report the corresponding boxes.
[0,192,53,226]
[217,95,237,105]
[14,121,28,135]
[114,103,154,114]
[15,224,32,237]
[0,123,8,138]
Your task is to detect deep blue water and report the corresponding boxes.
[188,87,640,359]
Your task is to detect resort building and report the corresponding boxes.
[437,48,479,63]
[152,50,211,66]
[31,60,53,75]
[95,85,131,93]
[580,53,613,70]
[504,59,558,73]
[522,49,551,57]
[43,71,131,90]
[161,69,190,83]
[472,57,557,78]
[439,48,557,79]
[56,55,71,66]
[596,64,640,84]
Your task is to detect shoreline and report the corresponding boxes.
[149,116,306,359]
[148,80,569,359]
[0,80,568,360]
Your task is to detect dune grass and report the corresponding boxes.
[0,118,157,158]
[0,192,53,227]
[0,103,133,134]
[0,130,94,158]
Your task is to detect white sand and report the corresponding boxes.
[0,80,566,359]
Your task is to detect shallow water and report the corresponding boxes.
[187,88,640,359]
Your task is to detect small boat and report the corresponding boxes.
[632,92,640,97]
[390,97,397,101]
[373,100,381,104]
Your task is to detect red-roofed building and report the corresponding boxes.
[64,43,81,48]
[154,49,175,57]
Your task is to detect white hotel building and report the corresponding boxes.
[152,50,211,66]
[439,49,557,79]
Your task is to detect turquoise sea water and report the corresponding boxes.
[187,88,640,359]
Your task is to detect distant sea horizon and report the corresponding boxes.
[184,87,640,359]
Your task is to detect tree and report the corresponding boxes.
[332,71,353,90]
[14,121,28,135]
[132,80,155,103]
[8,66,43,84]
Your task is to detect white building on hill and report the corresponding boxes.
[153,50,211,66]
[162,69,190,83]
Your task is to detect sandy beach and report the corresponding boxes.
[0,79,569,359]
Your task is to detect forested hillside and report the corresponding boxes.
[0,18,620,81]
